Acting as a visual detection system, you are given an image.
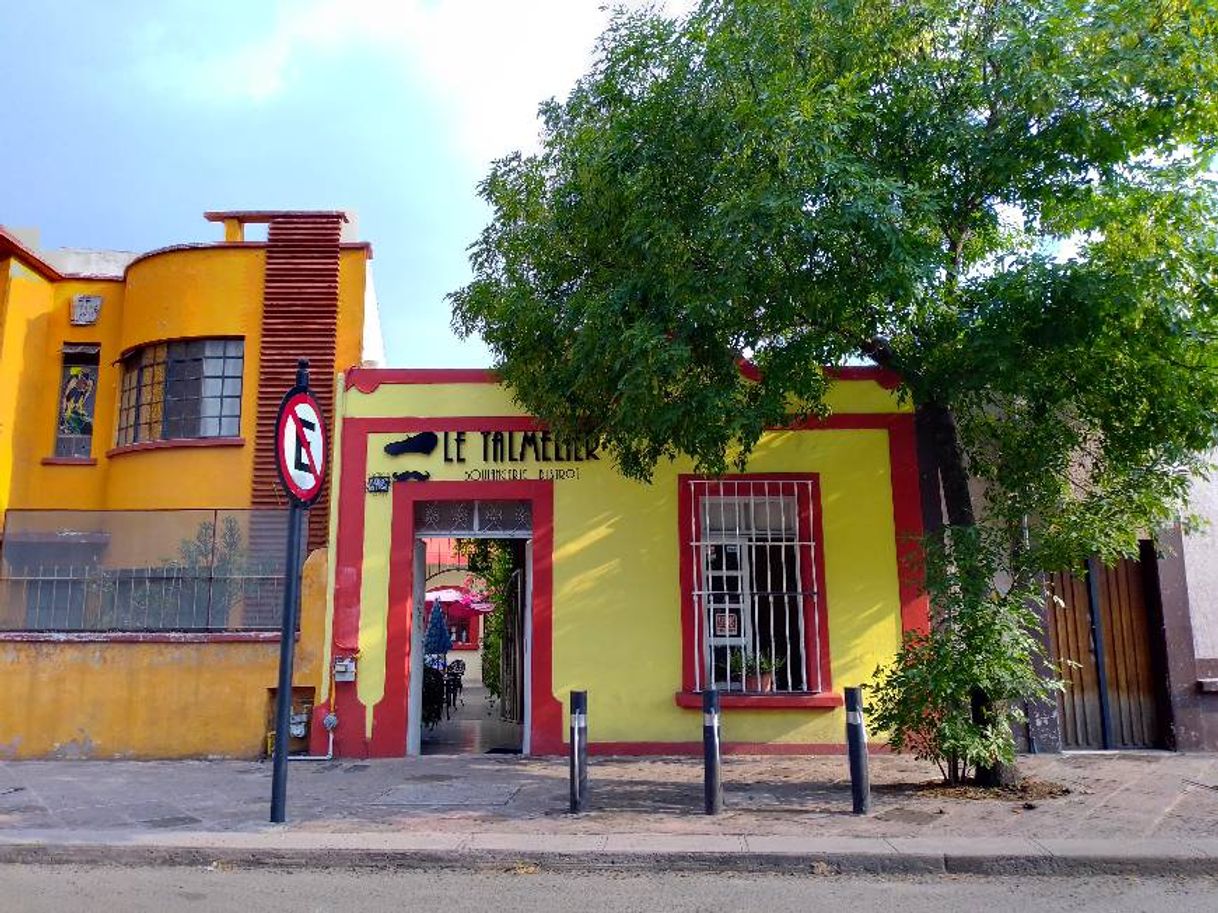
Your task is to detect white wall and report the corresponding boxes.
[1184,465,1218,660]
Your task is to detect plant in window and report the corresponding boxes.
[728,651,786,693]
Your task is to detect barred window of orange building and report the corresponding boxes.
[116,339,243,445]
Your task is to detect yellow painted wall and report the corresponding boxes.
[340,377,910,748]
[336,250,368,372]
[1,229,370,760]
[103,248,265,510]
[0,547,328,759]
[4,244,369,515]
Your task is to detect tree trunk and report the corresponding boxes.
[916,401,1016,788]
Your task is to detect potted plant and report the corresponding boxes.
[728,652,785,693]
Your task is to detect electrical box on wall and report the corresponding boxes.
[70,294,102,326]
[333,657,357,682]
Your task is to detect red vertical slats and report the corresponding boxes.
[250,215,343,553]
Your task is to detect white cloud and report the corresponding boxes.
[141,0,696,165]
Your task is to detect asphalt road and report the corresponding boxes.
[3,866,1218,912]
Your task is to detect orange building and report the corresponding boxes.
[0,211,379,758]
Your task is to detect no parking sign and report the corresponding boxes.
[275,383,327,505]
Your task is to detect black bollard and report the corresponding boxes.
[569,690,588,813]
[845,686,871,815]
[702,688,723,815]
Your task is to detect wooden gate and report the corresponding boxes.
[1047,549,1167,749]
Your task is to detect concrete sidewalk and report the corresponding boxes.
[1,751,1216,874]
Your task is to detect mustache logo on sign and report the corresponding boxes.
[392,470,431,483]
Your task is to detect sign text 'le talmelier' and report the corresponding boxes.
[446,430,598,482]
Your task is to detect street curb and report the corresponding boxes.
[0,841,1213,877]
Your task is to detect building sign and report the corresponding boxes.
[383,430,600,483]
[713,612,740,637]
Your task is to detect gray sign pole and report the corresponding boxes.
[270,498,304,823]
[270,359,321,824]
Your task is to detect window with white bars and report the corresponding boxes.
[683,478,824,695]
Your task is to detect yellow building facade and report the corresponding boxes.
[0,212,377,758]
[319,368,926,758]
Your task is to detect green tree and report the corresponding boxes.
[456,538,517,703]
[451,0,1218,782]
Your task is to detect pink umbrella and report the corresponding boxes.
[425,585,495,621]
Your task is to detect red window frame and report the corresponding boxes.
[676,474,839,709]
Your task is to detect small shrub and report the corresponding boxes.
[869,527,1059,785]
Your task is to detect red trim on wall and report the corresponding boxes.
[677,479,697,690]
[345,365,902,396]
[824,365,903,389]
[1,228,63,281]
[674,691,844,710]
[736,358,763,382]
[386,479,561,758]
[677,474,832,696]
[808,477,834,686]
[887,414,929,634]
[40,457,97,467]
[106,437,245,458]
[449,612,481,650]
[346,368,500,393]
[346,416,544,435]
[204,210,351,223]
[735,358,903,390]
[329,414,564,757]
[326,427,372,757]
[588,741,889,756]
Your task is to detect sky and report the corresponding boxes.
[0,1,690,367]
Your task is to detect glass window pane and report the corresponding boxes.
[201,398,220,417]
[220,397,241,417]
[203,339,226,356]
[220,416,240,436]
[222,358,242,377]
[221,378,241,397]
[203,357,222,376]
[199,417,220,437]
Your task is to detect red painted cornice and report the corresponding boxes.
[0,227,63,281]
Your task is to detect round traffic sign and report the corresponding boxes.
[275,388,327,505]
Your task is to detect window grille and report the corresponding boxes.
[686,478,822,694]
[117,339,243,445]
[414,500,532,538]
